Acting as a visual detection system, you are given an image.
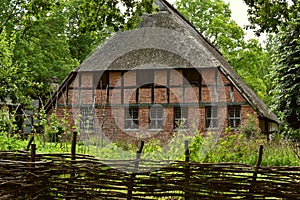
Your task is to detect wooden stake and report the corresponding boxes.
[185,140,190,200]
[26,136,34,151]
[30,144,36,163]
[127,141,144,200]
[250,145,264,198]
[71,132,77,161]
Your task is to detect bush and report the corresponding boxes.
[0,132,26,150]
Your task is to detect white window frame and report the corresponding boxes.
[149,105,164,130]
[228,106,241,128]
[125,107,139,130]
[80,107,94,131]
[174,106,188,129]
[206,106,218,129]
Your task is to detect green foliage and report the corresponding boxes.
[0,106,26,150]
[239,113,261,139]
[176,0,272,104]
[0,0,155,103]
[188,131,299,166]
[243,0,295,35]
[230,39,273,103]
[0,29,34,104]
[38,108,74,145]
[0,132,26,151]
[77,0,154,33]
[243,0,300,136]
[176,0,245,54]
[268,3,300,131]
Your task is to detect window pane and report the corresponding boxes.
[174,107,181,119]
[206,106,218,128]
[212,107,218,117]
[212,119,218,128]
[228,106,241,128]
[174,107,188,129]
[157,120,163,129]
[80,107,94,130]
[206,119,211,128]
[150,105,164,129]
[125,107,139,129]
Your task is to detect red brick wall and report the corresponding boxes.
[50,68,259,144]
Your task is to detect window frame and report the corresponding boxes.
[205,106,218,129]
[80,107,95,131]
[124,107,139,130]
[149,105,164,130]
[228,106,241,128]
[174,106,188,129]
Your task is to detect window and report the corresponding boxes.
[125,107,139,130]
[80,107,94,130]
[149,105,164,130]
[206,106,218,129]
[174,107,188,129]
[228,106,241,128]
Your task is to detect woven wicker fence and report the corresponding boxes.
[0,139,300,199]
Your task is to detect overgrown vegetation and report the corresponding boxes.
[1,108,299,166]
[1,0,300,166]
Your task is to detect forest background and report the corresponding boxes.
[0,0,299,157]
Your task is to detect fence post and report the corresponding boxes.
[127,141,144,200]
[185,140,190,200]
[71,132,77,161]
[30,144,36,163]
[253,145,263,181]
[250,145,263,198]
[67,132,78,199]
[26,136,34,151]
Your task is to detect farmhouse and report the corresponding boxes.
[45,0,279,143]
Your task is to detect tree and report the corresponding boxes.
[12,2,78,99]
[66,0,155,62]
[0,0,155,103]
[243,0,300,131]
[229,39,272,103]
[243,0,296,35]
[176,0,245,56]
[0,28,33,104]
[270,10,300,130]
[176,0,272,103]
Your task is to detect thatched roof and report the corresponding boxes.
[47,0,279,124]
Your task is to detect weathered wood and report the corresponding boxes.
[1,150,300,200]
[71,132,77,161]
[127,141,144,200]
[26,136,34,151]
[253,145,264,182]
[184,140,190,200]
[249,145,264,199]
[30,144,36,163]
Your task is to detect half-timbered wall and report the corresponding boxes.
[54,68,257,143]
